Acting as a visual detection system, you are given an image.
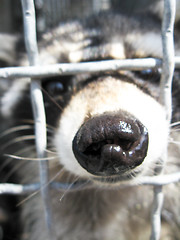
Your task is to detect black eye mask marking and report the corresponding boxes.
[134,68,161,84]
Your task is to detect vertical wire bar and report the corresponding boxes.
[150,1,176,240]
[20,1,56,239]
[159,0,176,122]
[150,186,164,240]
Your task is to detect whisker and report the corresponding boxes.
[2,161,27,182]
[1,135,35,150]
[59,176,80,202]
[18,119,56,132]
[0,158,12,175]
[0,125,33,138]
[46,143,58,153]
[0,143,57,179]
[49,166,66,182]
[170,121,180,127]
[45,149,58,155]
[1,147,39,182]
[16,190,39,207]
[42,87,63,111]
[0,145,35,173]
[168,140,180,145]
[170,128,180,132]
[71,178,92,191]
[170,128,180,133]
[17,166,66,206]
[3,154,56,161]
[1,134,54,151]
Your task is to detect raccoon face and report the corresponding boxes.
[1,13,171,186]
[54,75,169,184]
[38,14,168,184]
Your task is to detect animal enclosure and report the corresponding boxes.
[0,0,180,240]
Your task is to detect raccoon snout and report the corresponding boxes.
[72,112,149,176]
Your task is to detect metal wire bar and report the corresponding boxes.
[150,186,164,240]
[0,183,40,194]
[0,172,180,195]
[0,0,179,240]
[20,1,56,239]
[0,57,180,79]
[150,1,176,240]
[160,0,176,123]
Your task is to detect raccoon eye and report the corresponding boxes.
[135,68,161,83]
[42,76,72,95]
[44,81,64,95]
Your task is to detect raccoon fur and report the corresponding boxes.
[0,10,180,240]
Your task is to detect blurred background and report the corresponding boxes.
[0,0,165,34]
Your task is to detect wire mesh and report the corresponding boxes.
[21,1,56,238]
[150,1,176,239]
[0,0,180,240]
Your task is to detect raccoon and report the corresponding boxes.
[0,10,180,240]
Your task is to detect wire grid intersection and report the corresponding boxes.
[0,0,180,240]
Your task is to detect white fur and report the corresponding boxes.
[151,0,180,23]
[1,78,29,118]
[0,34,17,64]
[54,77,169,182]
[126,32,162,58]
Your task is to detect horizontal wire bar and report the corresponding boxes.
[0,57,179,79]
[0,57,180,80]
[0,183,40,194]
[0,172,179,195]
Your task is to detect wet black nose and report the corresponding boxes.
[72,111,148,176]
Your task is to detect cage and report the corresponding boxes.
[0,0,180,240]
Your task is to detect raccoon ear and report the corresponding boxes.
[0,34,18,67]
[149,0,180,24]
[125,32,162,58]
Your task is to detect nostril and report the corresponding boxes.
[113,138,133,150]
[72,112,148,176]
[84,138,133,156]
